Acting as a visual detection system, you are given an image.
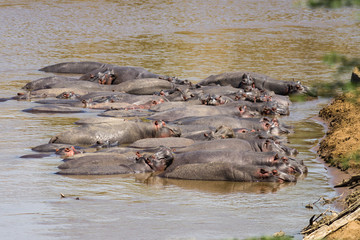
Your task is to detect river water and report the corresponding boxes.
[0,1,359,239]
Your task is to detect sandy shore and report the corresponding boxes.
[303,69,360,239]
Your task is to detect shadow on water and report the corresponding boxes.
[61,173,297,195]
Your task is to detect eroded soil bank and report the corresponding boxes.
[303,71,360,240]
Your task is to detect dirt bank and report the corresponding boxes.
[303,69,360,239]
[318,92,360,172]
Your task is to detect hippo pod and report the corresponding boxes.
[49,120,181,146]
[157,149,305,182]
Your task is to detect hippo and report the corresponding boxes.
[23,105,85,114]
[148,104,241,122]
[203,125,287,144]
[219,100,290,116]
[20,153,52,158]
[49,120,181,146]
[129,137,195,149]
[57,146,173,175]
[160,162,295,182]
[111,78,174,95]
[175,138,297,156]
[39,61,106,74]
[198,72,308,95]
[78,91,165,107]
[22,76,79,91]
[39,62,160,85]
[164,148,300,172]
[24,88,87,99]
[32,143,84,153]
[156,149,298,182]
[79,66,159,85]
[174,116,286,135]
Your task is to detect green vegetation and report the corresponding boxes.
[338,150,360,170]
[307,0,360,8]
[323,52,360,75]
[308,52,360,97]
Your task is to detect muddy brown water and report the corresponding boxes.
[0,1,359,239]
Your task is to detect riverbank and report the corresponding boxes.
[303,70,360,239]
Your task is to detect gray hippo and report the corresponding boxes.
[157,149,299,182]
[174,116,289,135]
[160,163,296,182]
[198,72,308,95]
[175,138,297,157]
[148,104,242,122]
[49,120,181,146]
[163,148,305,174]
[23,105,85,114]
[57,146,173,175]
[39,61,160,85]
[219,100,290,116]
[111,78,174,95]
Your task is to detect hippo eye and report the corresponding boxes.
[260,168,267,174]
[272,169,279,175]
[282,157,289,163]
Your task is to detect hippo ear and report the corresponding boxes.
[274,153,279,162]
[264,139,272,149]
[260,168,268,174]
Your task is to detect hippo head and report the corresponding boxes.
[239,73,254,88]
[263,139,298,157]
[146,146,174,172]
[153,121,181,138]
[268,118,291,136]
[55,146,82,158]
[56,91,77,99]
[206,125,235,140]
[277,156,308,175]
[262,102,289,116]
[253,167,296,183]
[288,81,307,94]
[97,69,116,85]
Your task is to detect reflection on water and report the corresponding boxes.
[0,0,359,239]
